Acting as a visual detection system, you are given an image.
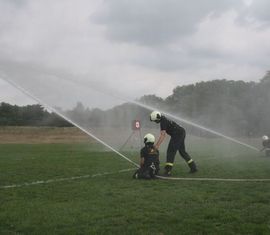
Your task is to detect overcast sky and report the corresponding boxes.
[0,0,270,108]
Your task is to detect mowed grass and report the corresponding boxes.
[1,142,270,235]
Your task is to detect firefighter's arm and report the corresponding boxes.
[155,130,166,149]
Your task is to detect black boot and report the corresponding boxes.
[164,165,172,177]
[188,161,198,173]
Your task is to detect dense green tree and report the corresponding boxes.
[0,103,71,127]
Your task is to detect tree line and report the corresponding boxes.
[139,72,270,136]
[0,103,72,127]
[1,71,269,137]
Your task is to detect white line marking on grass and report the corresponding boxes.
[0,168,137,190]
[156,176,270,182]
[3,167,270,189]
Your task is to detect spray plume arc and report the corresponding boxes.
[47,75,260,152]
[132,101,260,152]
[2,70,259,153]
[1,77,139,168]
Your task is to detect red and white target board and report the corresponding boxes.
[132,120,141,130]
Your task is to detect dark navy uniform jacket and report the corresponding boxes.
[160,116,185,137]
[140,146,159,168]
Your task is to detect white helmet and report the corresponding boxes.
[262,135,269,141]
[150,111,161,122]
[144,133,155,144]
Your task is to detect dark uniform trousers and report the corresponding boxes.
[167,130,191,163]
[165,129,196,172]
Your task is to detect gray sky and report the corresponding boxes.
[0,0,270,108]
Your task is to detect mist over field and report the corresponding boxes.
[1,70,269,155]
[2,66,269,137]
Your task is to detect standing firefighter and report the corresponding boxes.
[133,133,160,179]
[261,135,270,157]
[150,111,197,176]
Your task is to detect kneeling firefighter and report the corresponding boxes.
[133,133,160,179]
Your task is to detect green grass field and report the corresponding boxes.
[1,141,270,235]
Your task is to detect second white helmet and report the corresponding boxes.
[150,111,161,122]
[262,135,269,141]
[144,133,155,144]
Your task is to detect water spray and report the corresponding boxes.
[50,74,260,152]
[1,64,260,152]
[132,102,260,152]
[1,77,139,168]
